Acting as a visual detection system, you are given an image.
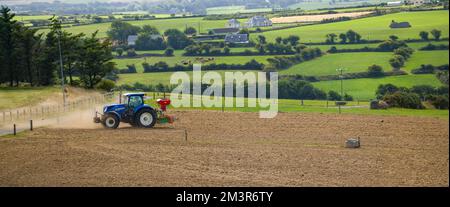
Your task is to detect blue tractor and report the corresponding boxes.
[94,93,160,129]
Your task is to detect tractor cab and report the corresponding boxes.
[122,93,146,110]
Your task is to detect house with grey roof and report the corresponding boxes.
[390,20,411,28]
[226,19,240,28]
[210,28,240,35]
[225,34,249,44]
[127,35,138,46]
[246,16,272,28]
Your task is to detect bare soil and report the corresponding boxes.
[0,110,448,186]
[271,11,373,23]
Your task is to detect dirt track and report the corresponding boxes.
[0,110,448,186]
[271,11,373,23]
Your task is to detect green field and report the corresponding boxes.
[206,6,272,15]
[0,87,60,110]
[312,74,443,100]
[117,70,260,85]
[14,15,54,21]
[312,40,449,51]
[142,93,449,118]
[280,52,393,76]
[288,0,399,10]
[403,50,449,72]
[38,17,245,37]
[113,54,282,71]
[259,10,449,43]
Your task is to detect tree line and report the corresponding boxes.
[0,6,114,88]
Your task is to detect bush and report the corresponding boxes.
[343,93,353,101]
[436,71,449,85]
[115,47,124,56]
[410,85,437,100]
[382,91,424,109]
[278,80,327,100]
[127,49,137,57]
[376,84,400,99]
[419,43,449,51]
[377,40,407,52]
[95,79,116,91]
[127,64,137,73]
[393,47,414,60]
[367,64,384,77]
[164,47,174,56]
[426,95,449,109]
[328,90,342,101]
[389,55,405,70]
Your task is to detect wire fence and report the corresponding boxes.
[0,92,114,136]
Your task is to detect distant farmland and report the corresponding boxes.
[312,74,443,100]
[279,52,393,76]
[38,17,244,38]
[206,6,272,15]
[258,10,449,43]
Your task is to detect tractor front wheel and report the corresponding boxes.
[136,109,157,128]
[103,114,120,129]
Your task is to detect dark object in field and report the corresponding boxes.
[390,20,411,29]
[345,137,360,148]
[335,101,347,106]
[370,100,389,109]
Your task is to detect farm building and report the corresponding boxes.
[406,0,431,6]
[210,28,240,35]
[390,20,412,28]
[387,1,403,6]
[226,19,241,28]
[246,16,272,28]
[127,35,138,46]
[224,34,249,44]
[149,34,163,40]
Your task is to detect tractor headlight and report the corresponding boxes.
[103,107,108,113]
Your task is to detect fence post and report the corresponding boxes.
[13,124,16,136]
[2,111,5,122]
[30,120,33,131]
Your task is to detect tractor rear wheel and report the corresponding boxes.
[103,114,120,129]
[135,109,157,128]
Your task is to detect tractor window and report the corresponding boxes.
[128,96,143,108]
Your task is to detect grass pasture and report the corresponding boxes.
[117,70,258,85]
[259,10,449,43]
[206,6,272,15]
[403,50,449,72]
[38,17,244,38]
[312,40,449,51]
[142,93,449,118]
[312,74,443,100]
[113,54,282,72]
[280,52,393,76]
[0,87,59,110]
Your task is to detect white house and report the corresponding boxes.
[127,35,138,46]
[387,1,403,6]
[224,34,249,44]
[246,16,272,28]
[226,19,240,28]
[407,0,431,6]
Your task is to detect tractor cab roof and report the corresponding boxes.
[122,92,146,97]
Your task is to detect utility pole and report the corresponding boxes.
[57,20,66,108]
[336,68,346,114]
[336,68,346,98]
